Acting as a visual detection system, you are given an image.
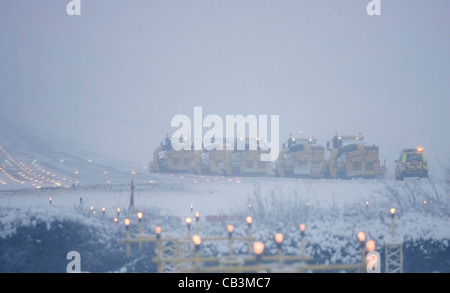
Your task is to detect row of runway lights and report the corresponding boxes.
[47,196,398,254]
[120,209,380,256]
[1,144,148,187]
[0,145,69,187]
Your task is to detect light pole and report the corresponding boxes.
[275,233,284,266]
[358,232,366,273]
[299,224,306,258]
[246,216,253,253]
[186,217,192,250]
[137,212,143,249]
[390,208,396,238]
[227,225,234,256]
[195,211,200,234]
[193,235,202,272]
[186,217,192,235]
[124,218,131,238]
[155,225,163,272]
[137,212,143,234]
[124,218,131,257]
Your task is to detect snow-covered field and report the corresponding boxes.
[1,170,449,272]
[1,127,449,273]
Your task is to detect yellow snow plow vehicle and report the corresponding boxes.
[150,136,196,173]
[394,148,428,180]
[191,141,233,175]
[325,134,380,179]
[229,138,270,176]
[276,136,325,178]
[191,138,270,176]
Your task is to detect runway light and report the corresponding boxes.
[390,208,396,215]
[192,235,202,246]
[366,240,376,252]
[253,242,264,255]
[358,232,366,243]
[186,217,192,229]
[299,224,306,233]
[275,233,284,244]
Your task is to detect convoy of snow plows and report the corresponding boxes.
[150,134,428,181]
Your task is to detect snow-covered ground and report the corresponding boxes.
[1,127,449,272]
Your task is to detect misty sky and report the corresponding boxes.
[0,1,449,176]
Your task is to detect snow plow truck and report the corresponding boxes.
[150,135,196,173]
[191,138,270,176]
[276,136,326,178]
[324,134,381,179]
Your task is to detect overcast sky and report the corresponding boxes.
[0,1,449,176]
